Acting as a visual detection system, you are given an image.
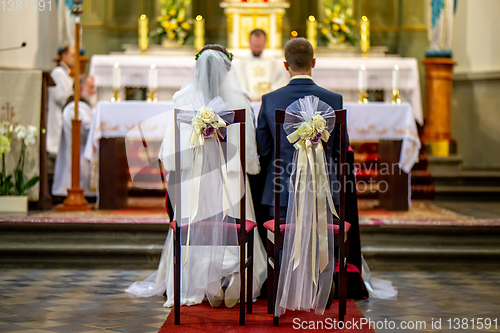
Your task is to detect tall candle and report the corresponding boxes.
[358,65,367,91]
[148,63,158,90]
[194,15,205,51]
[113,63,121,90]
[392,65,400,90]
[360,16,370,54]
[138,14,149,52]
[307,15,317,50]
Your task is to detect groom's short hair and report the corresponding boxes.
[284,38,314,72]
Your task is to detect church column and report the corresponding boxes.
[232,12,240,49]
[421,58,457,156]
[270,13,277,49]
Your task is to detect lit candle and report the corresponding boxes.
[360,16,370,54]
[112,63,121,90]
[148,63,158,90]
[307,15,317,50]
[194,15,205,51]
[358,65,367,91]
[392,65,400,91]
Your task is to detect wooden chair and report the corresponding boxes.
[264,108,350,325]
[168,108,256,325]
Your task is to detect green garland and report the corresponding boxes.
[195,51,234,62]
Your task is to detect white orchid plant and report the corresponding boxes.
[0,122,40,196]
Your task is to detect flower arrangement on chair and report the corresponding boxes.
[0,122,40,196]
[153,0,194,45]
[319,0,357,46]
[190,106,227,146]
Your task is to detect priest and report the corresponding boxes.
[52,74,96,198]
[233,29,288,101]
[47,45,75,186]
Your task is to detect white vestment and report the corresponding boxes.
[52,100,95,197]
[47,63,73,155]
[233,51,288,101]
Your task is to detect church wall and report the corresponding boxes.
[451,0,500,169]
[0,7,58,71]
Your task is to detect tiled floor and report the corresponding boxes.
[0,270,167,333]
[357,271,500,333]
[433,201,500,220]
[1,269,499,332]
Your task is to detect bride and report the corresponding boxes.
[126,44,267,309]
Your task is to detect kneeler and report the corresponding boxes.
[264,109,351,326]
[167,108,257,325]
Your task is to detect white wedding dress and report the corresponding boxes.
[126,49,267,307]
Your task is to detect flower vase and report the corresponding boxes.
[327,39,348,50]
[161,38,182,49]
[0,196,28,212]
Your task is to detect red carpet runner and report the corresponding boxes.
[158,299,375,332]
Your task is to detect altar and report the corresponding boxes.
[85,100,418,210]
[89,54,423,125]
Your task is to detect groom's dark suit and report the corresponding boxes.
[256,77,344,210]
[255,77,369,300]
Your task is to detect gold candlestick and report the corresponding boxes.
[391,89,401,104]
[111,89,121,102]
[139,14,149,55]
[358,90,368,103]
[147,89,158,102]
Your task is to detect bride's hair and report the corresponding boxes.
[196,44,232,71]
[199,44,230,57]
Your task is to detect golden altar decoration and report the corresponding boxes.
[220,0,290,50]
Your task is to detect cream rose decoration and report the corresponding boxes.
[311,115,326,133]
[198,106,216,124]
[191,117,205,134]
[297,122,315,139]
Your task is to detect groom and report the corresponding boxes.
[256,37,344,220]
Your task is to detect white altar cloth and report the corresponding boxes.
[83,100,418,206]
[89,55,423,125]
[83,101,174,162]
[85,100,419,174]
[344,102,420,173]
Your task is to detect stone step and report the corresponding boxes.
[0,222,168,269]
[2,220,499,270]
[432,170,500,187]
[427,155,464,173]
[434,185,500,200]
[360,225,500,270]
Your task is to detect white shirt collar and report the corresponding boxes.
[290,75,313,81]
[60,62,71,74]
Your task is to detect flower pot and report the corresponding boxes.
[0,196,28,212]
[161,38,182,49]
[327,41,348,49]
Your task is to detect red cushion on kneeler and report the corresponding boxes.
[263,220,351,235]
[335,263,361,274]
[334,262,369,299]
[169,220,257,233]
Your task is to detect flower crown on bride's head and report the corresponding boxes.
[195,44,234,62]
